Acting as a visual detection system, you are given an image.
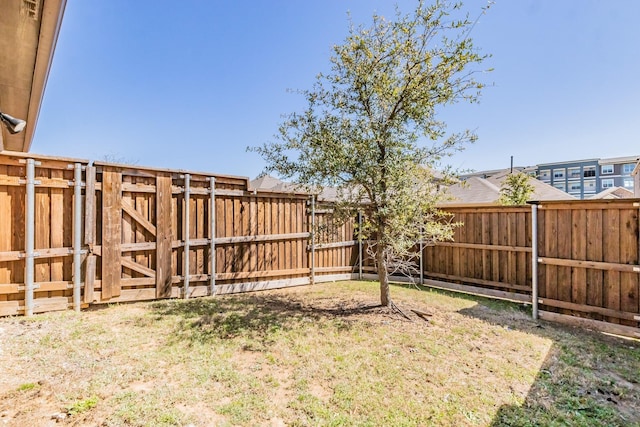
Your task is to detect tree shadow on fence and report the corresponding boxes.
[455,302,640,427]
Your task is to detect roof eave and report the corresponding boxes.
[0,0,67,152]
[21,0,67,152]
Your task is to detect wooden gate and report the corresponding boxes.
[87,166,175,302]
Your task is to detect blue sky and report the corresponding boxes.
[34,1,640,178]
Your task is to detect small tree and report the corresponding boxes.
[499,172,535,205]
[251,0,490,307]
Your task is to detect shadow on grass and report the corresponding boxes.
[448,295,640,426]
[391,282,530,312]
[389,282,640,426]
[487,342,640,427]
[149,293,382,345]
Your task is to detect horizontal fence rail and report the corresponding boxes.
[0,152,638,338]
[534,201,639,337]
[369,202,639,338]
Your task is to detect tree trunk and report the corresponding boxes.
[376,243,390,306]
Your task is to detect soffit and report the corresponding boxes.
[0,0,66,151]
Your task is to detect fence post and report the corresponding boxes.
[419,232,424,286]
[209,177,216,296]
[310,195,316,285]
[358,211,363,280]
[73,163,83,312]
[636,201,640,268]
[24,158,36,316]
[531,203,539,320]
[183,174,191,299]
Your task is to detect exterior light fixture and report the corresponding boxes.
[0,111,27,134]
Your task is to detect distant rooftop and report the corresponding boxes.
[250,175,338,201]
[461,167,526,179]
[597,155,640,165]
[588,187,636,200]
[443,169,574,205]
[535,158,600,167]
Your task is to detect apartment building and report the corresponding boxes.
[536,155,639,199]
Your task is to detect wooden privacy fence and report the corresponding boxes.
[0,152,320,316]
[371,202,639,338]
[0,151,638,338]
[0,153,86,315]
[419,205,533,301]
[92,161,312,303]
[533,201,640,335]
[312,201,360,281]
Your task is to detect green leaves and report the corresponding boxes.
[251,0,490,300]
[499,172,535,206]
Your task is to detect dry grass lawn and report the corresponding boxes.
[0,281,638,426]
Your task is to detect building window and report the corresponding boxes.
[623,178,634,189]
[583,166,596,177]
[568,167,581,178]
[539,169,550,180]
[601,178,614,189]
[601,165,614,174]
[569,182,581,192]
[584,179,596,191]
[623,163,636,174]
[553,182,566,191]
[553,168,565,179]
